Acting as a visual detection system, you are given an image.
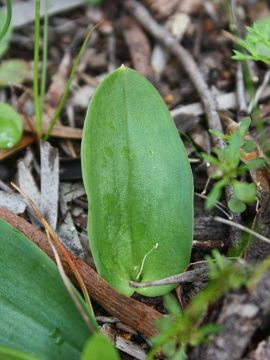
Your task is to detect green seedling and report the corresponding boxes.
[232,16,270,64]
[81,66,194,297]
[148,250,248,360]
[203,117,264,212]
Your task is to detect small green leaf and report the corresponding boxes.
[228,130,243,156]
[172,346,187,360]
[211,249,225,271]
[232,50,253,61]
[239,117,251,136]
[232,17,270,65]
[208,129,228,140]
[164,294,181,316]
[244,158,265,170]
[201,153,219,165]
[163,339,177,357]
[206,186,222,209]
[0,60,29,87]
[0,102,23,149]
[81,334,120,360]
[228,198,247,213]
[233,181,257,203]
[242,139,256,153]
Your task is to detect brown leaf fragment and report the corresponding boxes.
[190,124,211,153]
[23,116,83,140]
[0,208,161,338]
[142,0,179,20]
[121,16,154,79]
[177,0,203,14]
[46,52,72,110]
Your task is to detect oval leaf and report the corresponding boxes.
[81,66,193,297]
[0,60,29,87]
[233,181,256,204]
[228,198,247,213]
[0,218,95,359]
[0,102,23,149]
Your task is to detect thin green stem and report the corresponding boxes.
[45,22,102,140]
[40,0,49,112]
[34,0,42,138]
[0,0,12,41]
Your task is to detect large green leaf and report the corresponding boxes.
[0,218,96,360]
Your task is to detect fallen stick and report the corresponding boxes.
[0,208,161,338]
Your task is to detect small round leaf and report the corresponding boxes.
[0,102,23,149]
[228,198,247,213]
[0,60,29,87]
[233,181,256,203]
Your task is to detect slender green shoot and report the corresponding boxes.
[45,22,102,140]
[34,0,42,138]
[0,0,12,41]
[40,0,49,111]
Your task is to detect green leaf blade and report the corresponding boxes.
[0,218,95,360]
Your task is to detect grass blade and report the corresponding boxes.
[45,21,102,140]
